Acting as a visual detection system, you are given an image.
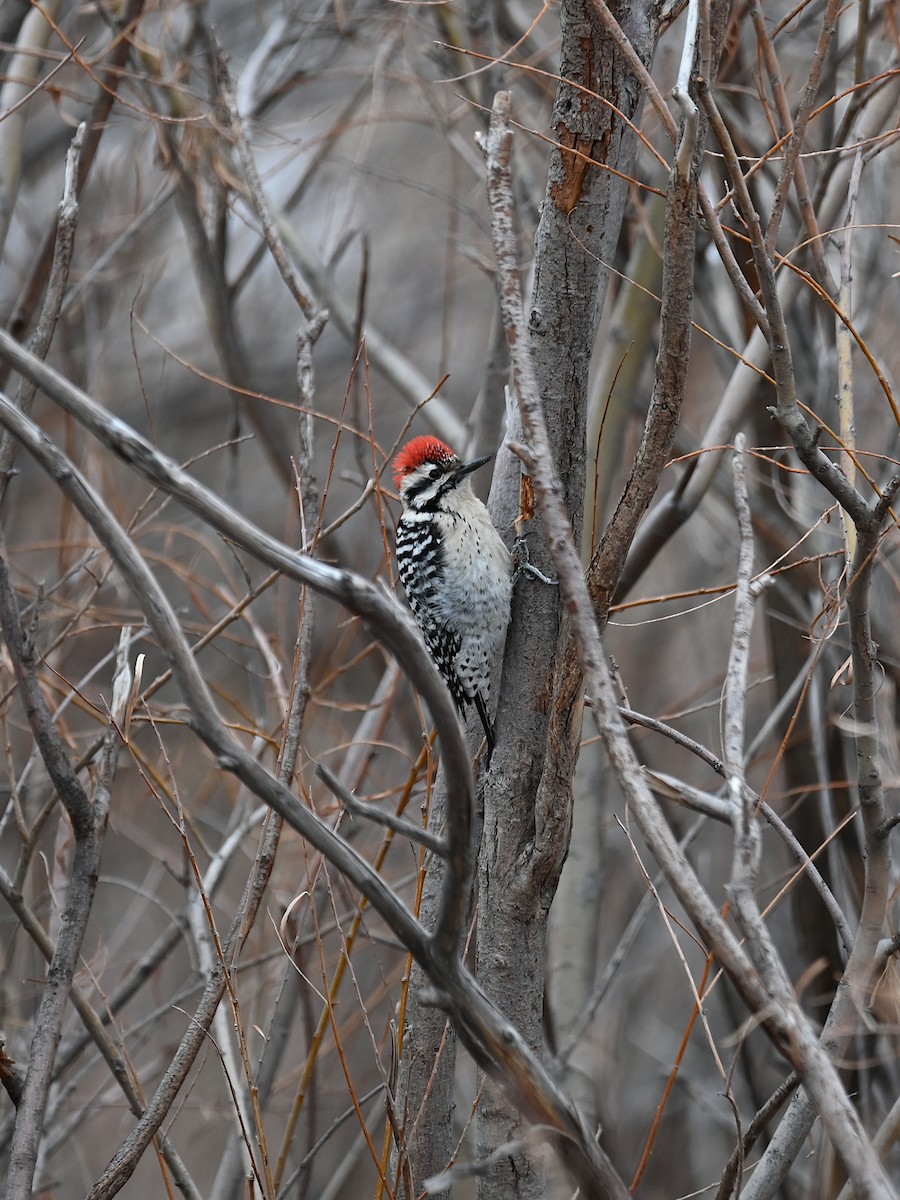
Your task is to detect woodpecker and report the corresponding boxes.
[394,435,512,759]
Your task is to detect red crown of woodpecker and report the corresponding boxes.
[393,436,457,489]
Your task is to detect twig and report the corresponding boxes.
[698,192,771,336]
[620,705,725,774]
[722,435,768,935]
[316,763,447,856]
[50,801,269,1077]
[88,914,251,1200]
[671,0,699,177]
[642,769,731,821]
[835,1084,900,1200]
[60,182,175,316]
[639,760,854,956]
[5,0,147,352]
[762,0,840,263]
[748,0,832,287]
[273,744,430,1198]
[154,117,293,485]
[836,149,865,571]
[275,1083,386,1198]
[0,388,445,1199]
[553,815,708,1065]
[722,437,759,786]
[0,39,82,127]
[423,1130,549,1192]
[0,121,84,506]
[213,37,326,330]
[274,228,467,449]
[715,1072,800,1200]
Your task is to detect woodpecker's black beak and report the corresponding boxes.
[454,452,494,482]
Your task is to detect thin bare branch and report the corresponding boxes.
[316,763,447,856]
[4,0,147,350]
[0,121,83,506]
[213,37,326,329]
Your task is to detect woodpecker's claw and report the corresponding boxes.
[512,536,558,587]
[520,561,558,586]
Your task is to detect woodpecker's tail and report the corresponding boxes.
[473,693,495,764]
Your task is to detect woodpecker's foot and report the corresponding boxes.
[520,561,557,586]
[513,536,558,586]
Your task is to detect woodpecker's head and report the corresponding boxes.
[393,436,492,510]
